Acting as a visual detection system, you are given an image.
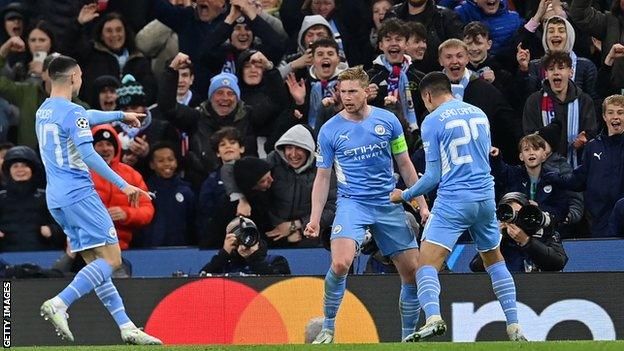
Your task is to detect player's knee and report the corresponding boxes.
[331,259,352,276]
[105,256,123,270]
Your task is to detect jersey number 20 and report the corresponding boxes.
[445,117,489,166]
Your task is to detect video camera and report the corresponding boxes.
[496,192,552,233]
[232,216,260,248]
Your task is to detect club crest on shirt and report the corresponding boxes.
[175,192,184,202]
[374,124,385,135]
[76,116,89,129]
[332,225,342,234]
[108,227,117,238]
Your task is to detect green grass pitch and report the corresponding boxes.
[9,341,624,351]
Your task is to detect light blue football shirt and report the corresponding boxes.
[421,99,494,201]
[316,106,407,204]
[36,97,96,208]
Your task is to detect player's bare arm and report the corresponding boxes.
[304,167,332,238]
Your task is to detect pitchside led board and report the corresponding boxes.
[8,273,624,346]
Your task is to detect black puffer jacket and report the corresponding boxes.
[0,146,64,252]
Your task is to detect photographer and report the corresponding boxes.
[471,192,568,273]
[199,217,290,275]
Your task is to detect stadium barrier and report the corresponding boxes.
[2,238,624,276]
[7,272,623,346]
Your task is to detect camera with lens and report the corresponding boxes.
[232,216,260,248]
[496,193,552,233]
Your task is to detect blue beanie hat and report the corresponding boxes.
[208,72,240,100]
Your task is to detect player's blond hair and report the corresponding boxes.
[602,94,624,112]
[438,38,468,56]
[338,66,369,88]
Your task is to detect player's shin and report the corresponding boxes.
[322,269,347,332]
[415,265,441,321]
[95,278,134,329]
[399,283,421,339]
[486,261,519,326]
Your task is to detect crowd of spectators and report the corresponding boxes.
[0,0,623,274]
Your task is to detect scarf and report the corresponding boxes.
[540,90,580,167]
[114,109,153,150]
[380,55,418,131]
[115,49,129,71]
[221,52,236,74]
[447,68,472,101]
[328,19,346,62]
[309,79,337,129]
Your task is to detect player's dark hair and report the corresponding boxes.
[377,18,409,45]
[47,55,78,81]
[211,126,244,153]
[541,51,572,70]
[419,72,452,97]
[310,38,339,56]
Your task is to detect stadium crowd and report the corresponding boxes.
[0,0,623,274]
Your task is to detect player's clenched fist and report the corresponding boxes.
[389,188,404,203]
[304,221,320,238]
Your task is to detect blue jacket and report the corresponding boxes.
[454,0,523,56]
[138,175,196,247]
[559,131,624,237]
[491,156,569,223]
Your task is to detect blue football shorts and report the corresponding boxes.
[422,198,501,252]
[50,193,118,252]
[331,197,418,257]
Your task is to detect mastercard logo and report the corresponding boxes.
[144,277,379,344]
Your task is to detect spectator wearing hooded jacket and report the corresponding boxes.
[523,51,597,168]
[160,53,258,189]
[0,145,65,251]
[91,124,154,249]
[273,38,347,143]
[517,16,600,115]
[547,94,624,238]
[136,142,195,247]
[265,124,336,247]
[385,0,464,73]
[200,2,286,78]
[454,0,523,59]
[278,14,333,80]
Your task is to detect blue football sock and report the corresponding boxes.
[322,269,347,332]
[57,258,113,307]
[416,265,441,319]
[95,278,132,328]
[399,283,421,339]
[486,261,518,325]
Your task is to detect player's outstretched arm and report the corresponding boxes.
[304,167,332,238]
[400,159,442,202]
[86,110,145,128]
[76,142,128,189]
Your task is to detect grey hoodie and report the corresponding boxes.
[274,124,316,174]
[278,15,333,78]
